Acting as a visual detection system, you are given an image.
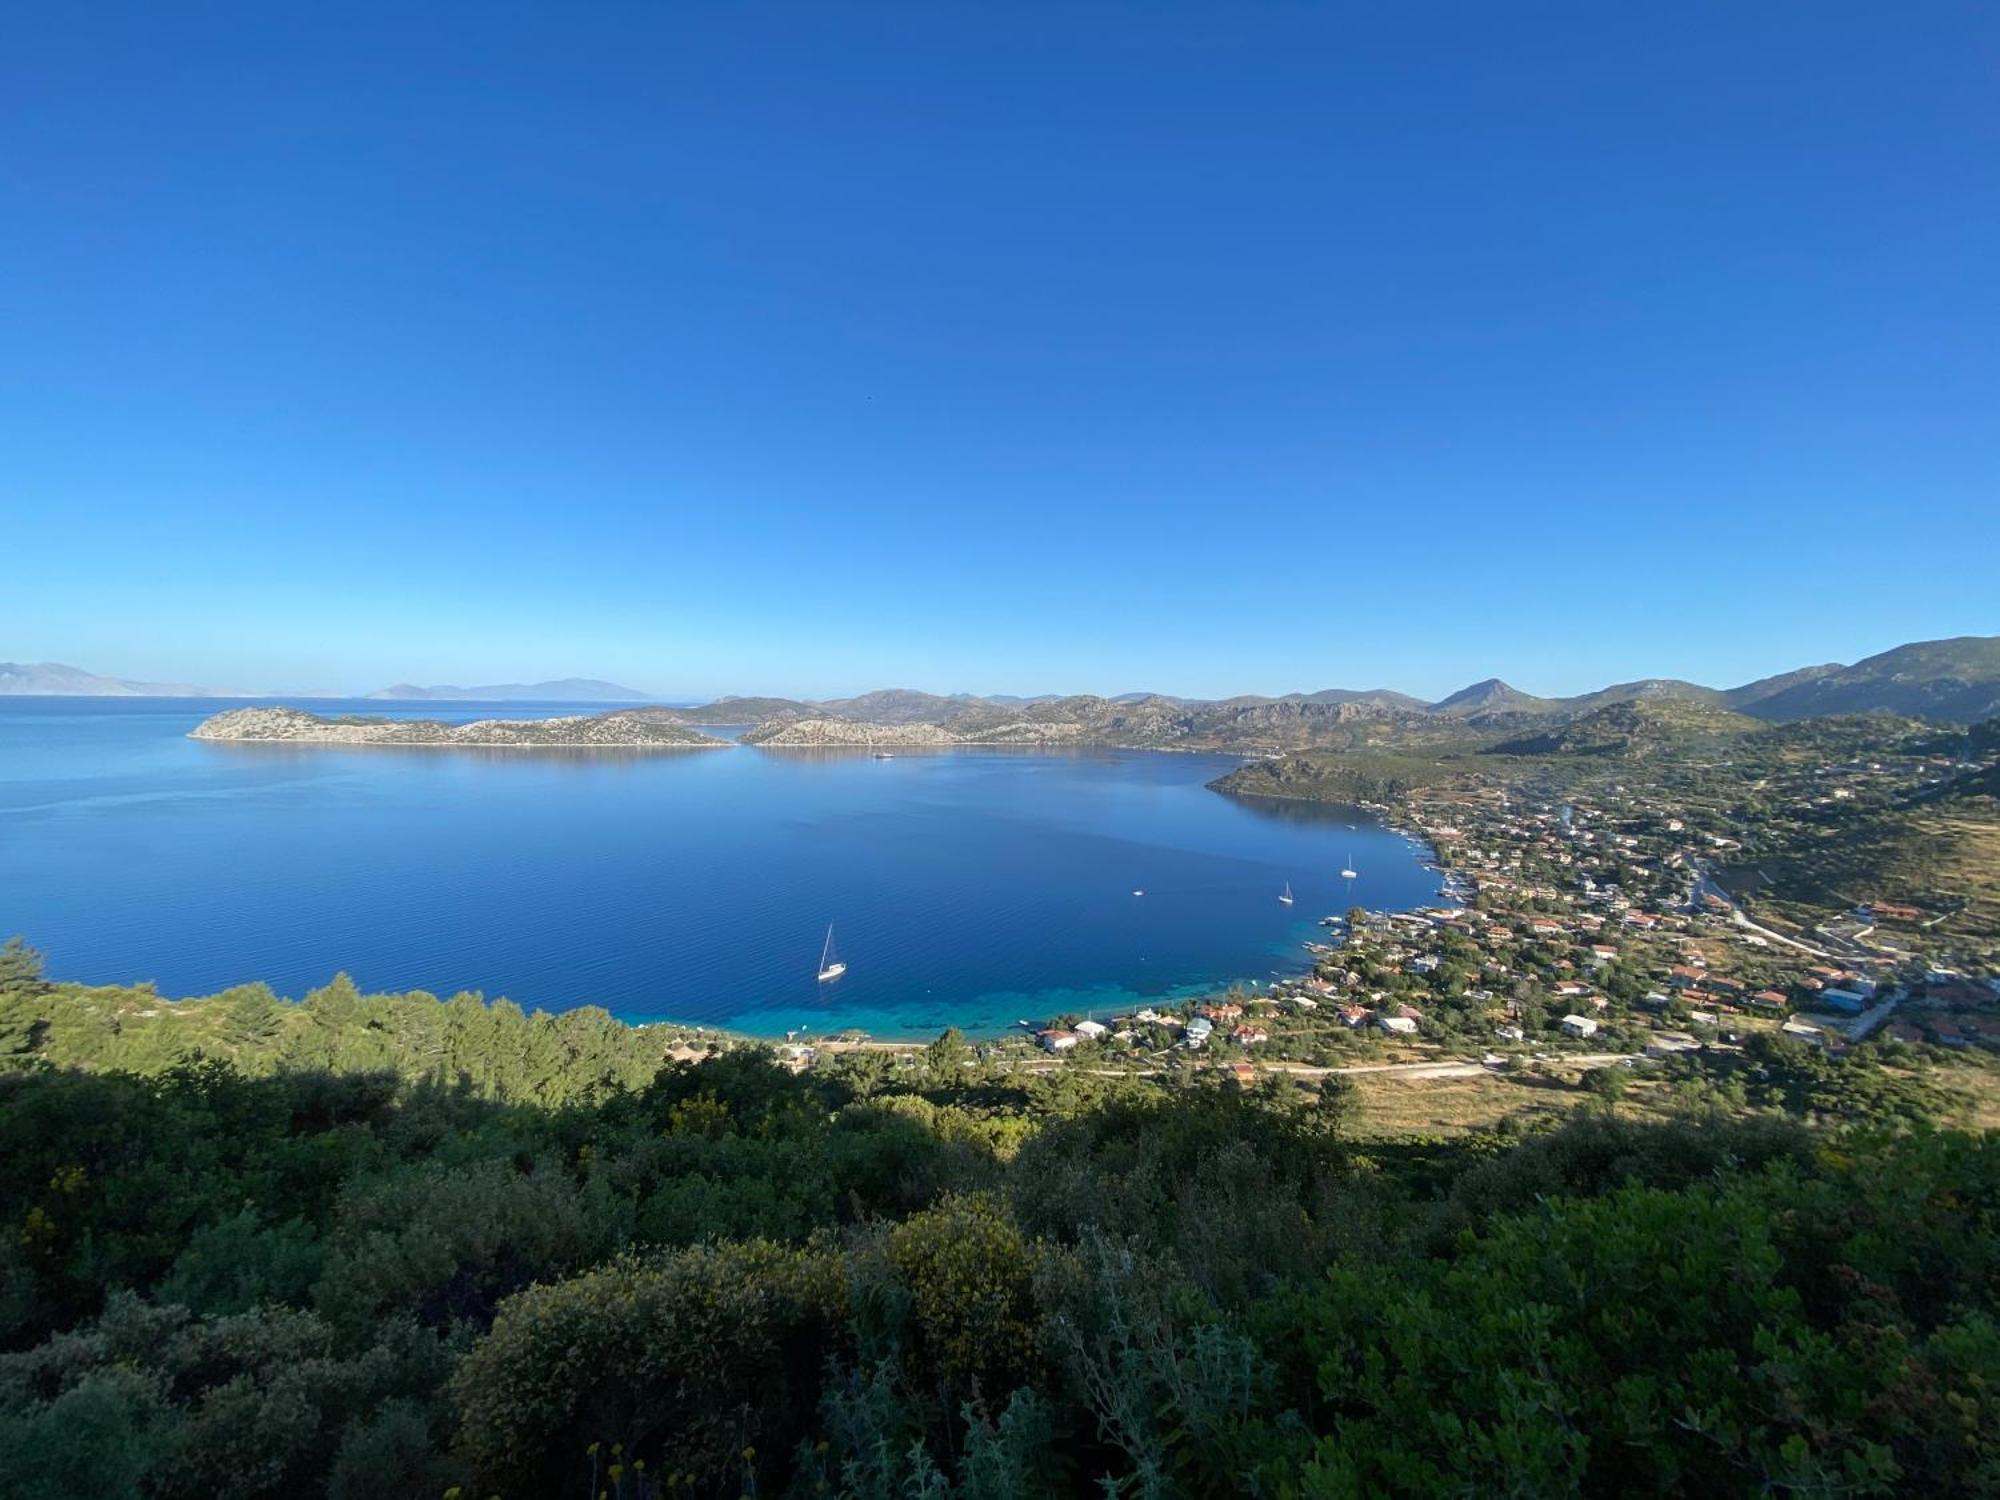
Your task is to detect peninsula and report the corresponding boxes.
[189,705,729,749]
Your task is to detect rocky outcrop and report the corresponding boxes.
[741,716,1092,747]
[190,706,729,748]
[740,718,964,747]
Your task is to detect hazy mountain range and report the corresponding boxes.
[5,635,1997,727]
[0,662,211,697]
[0,666,652,702]
[367,679,650,702]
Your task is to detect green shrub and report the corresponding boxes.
[884,1194,1040,1398]
[450,1240,847,1494]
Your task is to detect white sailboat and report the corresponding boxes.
[1340,853,1359,880]
[1279,882,1294,905]
[816,924,847,982]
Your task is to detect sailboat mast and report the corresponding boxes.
[817,923,846,981]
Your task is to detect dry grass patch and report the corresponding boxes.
[1346,1069,1581,1136]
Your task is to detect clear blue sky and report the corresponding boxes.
[3,3,1995,700]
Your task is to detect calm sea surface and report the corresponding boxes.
[0,698,1440,1037]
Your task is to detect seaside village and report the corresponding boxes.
[788,758,2000,1084]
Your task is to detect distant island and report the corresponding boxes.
[190,706,727,748]
[137,631,2000,770]
[0,664,654,702]
[368,678,652,702]
[0,660,210,696]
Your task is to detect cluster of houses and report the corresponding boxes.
[1010,742,1999,1074]
[1373,769,2000,1060]
[1035,999,1271,1054]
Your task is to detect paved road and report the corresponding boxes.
[1264,1052,1629,1081]
[1693,864,1837,958]
[812,1037,1637,1084]
[1014,1052,1633,1083]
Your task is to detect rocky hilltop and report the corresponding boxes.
[190,706,728,749]
[741,716,1090,747]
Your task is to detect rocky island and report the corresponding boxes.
[740,716,1090,747]
[189,705,730,749]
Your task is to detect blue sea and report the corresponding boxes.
[0,698,1440,1038]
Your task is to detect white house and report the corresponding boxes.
[1074,1020,1109,1041]
[1559,1014,1599,1039]
[1378,1014,1419,1036]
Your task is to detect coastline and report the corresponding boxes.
[189,702,1318,757]
[193,737,729,751]
[143,706,1445,1044]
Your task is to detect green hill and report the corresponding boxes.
[1559,677,1732,714]
[3,943,1998,1498]
[1722,733,2000,958]
[1210,748,1466,802]
[1733,636,2000,724]
[1428,677,1561,718]
[1485,699,1762,758]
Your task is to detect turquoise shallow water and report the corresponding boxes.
[0,698,1440,1038]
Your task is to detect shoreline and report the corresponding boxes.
[193,736,730,751]
[174,708,1437,1043]
[192,735,1277,758]
[195,737,1280,756]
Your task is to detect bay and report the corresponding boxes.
[0,698,1440,1037]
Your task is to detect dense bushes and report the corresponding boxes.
[1280,1133,2000,1496]
[0,1296,452,1500]
[452,1242,848,1493]
[3,957,1999,1497]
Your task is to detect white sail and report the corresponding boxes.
[817,924,846,982]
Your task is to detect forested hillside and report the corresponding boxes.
[2,942,1997,1498]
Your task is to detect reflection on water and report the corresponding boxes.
[197,741,728,771]
[1225,791,1385,831]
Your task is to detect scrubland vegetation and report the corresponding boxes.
[4,940,1999,1498]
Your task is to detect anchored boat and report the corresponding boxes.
[816,924,847,982]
